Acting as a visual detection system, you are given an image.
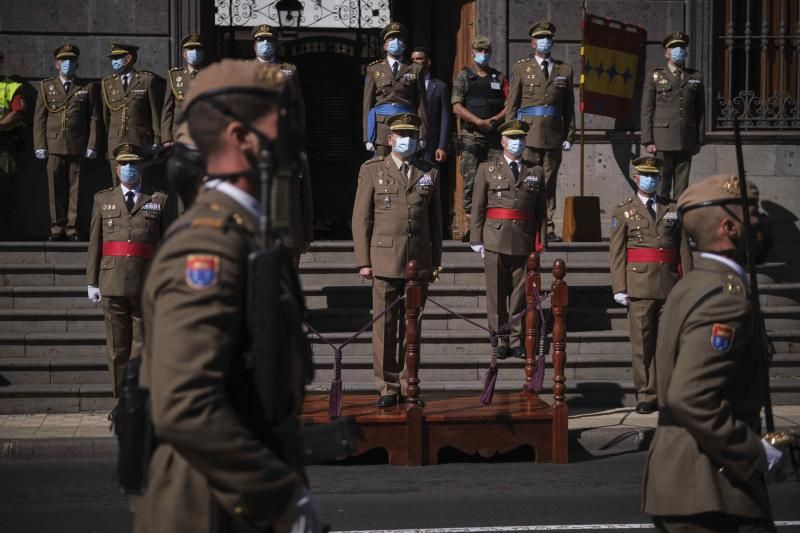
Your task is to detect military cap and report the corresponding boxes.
[251,24,276,40]
[381,22,407,42]
[54,43,80,60]
[113,143,144,162]
[108,43,139,57]
[529,20,556,38]
[387,113,421,133]
[183,59,286,114]
[662,31,689,48]
[632,156,664,174]
[498,119,530,136]
[677,175,759,214]
[472,35,492,50]
[181,34,203,49]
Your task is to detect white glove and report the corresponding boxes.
[761,439,785,471]
[85,149,97,159]
[562,140,572,151]
[35,149,48,160]
[614,292,629,306]
[470,243,486,258]
[87,285,102,303]
[290,487,322,533]
[365,142,375,152]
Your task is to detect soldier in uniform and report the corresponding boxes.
[609,156,692,414]
[363,22,429,158]
[85,144,170,413]
[506,21,575,242]
[452,35,507,219]
[641,31,705,200]
[33,44,100,241]
[643,174,784,531]
[101,43,162,185]
[161,34,205,148]
[470,120,546,359]
[134,60,320,533]
[352,112,443,408]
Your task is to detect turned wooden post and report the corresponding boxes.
[523,252,542,394]
[404,260,423,405]
[550,259,568,406]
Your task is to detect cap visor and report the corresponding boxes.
[502,129,527,136]
[389,125,419,132]
[665,39,687,48]
[116,154,143,162]
[531,31,554,38]
[635,166,661,174]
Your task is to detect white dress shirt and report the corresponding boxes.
[204,179,262,219]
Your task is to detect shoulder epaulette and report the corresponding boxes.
[618,197,633,207]
[368,58,383,67]
[191,217,226,229]
[169,67,183,72]
[280,62,296,70]
[652,66,664,71]
[517,57,532,64]
[364,156,384,165]
[103,74,118,81]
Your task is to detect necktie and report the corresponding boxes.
[122,75,129,92]
[391,61,399,79]
[401,162,409,178]
[646,198,656,219]
[510,161,519,179]
[64,81,72,93]
[125,191,135,212]
[542,60,549,79]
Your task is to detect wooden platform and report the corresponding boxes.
[301,392,569,465]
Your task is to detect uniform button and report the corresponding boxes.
[234,506,243,515]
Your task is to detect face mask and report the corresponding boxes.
[111,58,126,73]
[387,38,405,57]
[256,40,275,59]
[670,46,687,64]
[505,138,524,157]
[473,52,490,66]
[392,136,417,156]
[119,163,140,184]
[638,174,659,194]
[186,49,203,66]
[536,38,554,54]
[60,60,76,76]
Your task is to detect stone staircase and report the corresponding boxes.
[1,240,799,413]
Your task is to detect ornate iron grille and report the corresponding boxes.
[214,0,391,29]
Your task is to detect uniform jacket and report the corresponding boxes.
[33,76,99,155]
[134,188,305,533]
[642,257,771,519]
[470,156,546,256]
[609,195,693,300]
[86,186,170,297]
[362,58,429,144]
[352,156,443,280]
[641,65,705,152]
[424,77,452,156]
[160,66,199,144]
[101,70,162,158]
[505,56,576,150]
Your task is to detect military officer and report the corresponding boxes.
[643,174,783,531]
[506,21,575,242]
[86,144,171,410]
[641,31,705,200]
[352,112,443,408]
[363,22,429,158]
[33,44,100,241]
[101,43,162,185]
[609,156,693,414]
[161,34,205,147]
[135,60,319,533]
[470,120,546,359]
[452,35,507,218]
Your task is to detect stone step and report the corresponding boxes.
[0,309,105,333]
[0,264,86,286]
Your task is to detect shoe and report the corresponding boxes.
[635,401,658,414]
[546,232,562,242]
[495,346,512,360]
[511,346,526,359]
[48,234,66,241]
[68,235,81,241]
[377,394,399,408]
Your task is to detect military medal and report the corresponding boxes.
[383,196,391,209]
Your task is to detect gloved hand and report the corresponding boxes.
[289,487,322,533]
[470,243,485,258]
[35,149,48,160]
[85,149,97,159]
[87,285,102,303]
[614,292,629,306]
[761,438,789,483]
[562,140,572,151]
[365,142,375,152]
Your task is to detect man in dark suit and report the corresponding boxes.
[411,47,451,165]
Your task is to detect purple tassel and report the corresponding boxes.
[480,333,500,405]
[328,348,343,418]
[531,356,545,393]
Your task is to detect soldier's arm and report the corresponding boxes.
[101,79,111,130]
[147,230,304,530]
[469,164,489,244]
[290,70,306,134]
[505,65,522,121]
[148,76,163,145]
[300,153,314,244]
[362,68,376,143]
[563,66,576,144]
[416,68,429,143]
[85,195,103,286]
[351,167,374,268]
[87,82,100,153]
[640,71,656,146]
[451,71,483,127]
[665,293,764,482]
[32,84,48,151]
[430,170,443,268]
[608,206,628,294]
[536,180,547,249]
[695,72,705,147]
[160,80,175,144]
[678,225,693,274]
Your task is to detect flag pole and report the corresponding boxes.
[579,0,587,197]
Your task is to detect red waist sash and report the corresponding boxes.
[486,208,533,222]
[102,241,155,259]
[627,248,677,264]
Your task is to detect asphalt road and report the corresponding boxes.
[1,453,799,533]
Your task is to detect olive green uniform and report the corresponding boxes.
[640,65,705,200]
[609,196,692,404]
[470,157,546,350]
[160,66,199,145]
[351,155,442,395]
[86,185,170,397]
[506,57,575,233]
[33,76,99,238]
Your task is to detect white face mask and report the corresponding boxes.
[504,138,525,157]
[392,136,417,156]
[536,37,554,54]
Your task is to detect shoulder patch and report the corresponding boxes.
[185,254,219,290]
[710,323,735,352]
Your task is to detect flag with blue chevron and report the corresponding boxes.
[581,14,645,118]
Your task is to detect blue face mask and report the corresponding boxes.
[670,46,687,64]
[387,38,405,57]
[256,40,275,59]
[119,163,141,185]
[505,138,525,157]
[111,58,126,73]
[60,60,76,76]
[392,136,417,157]
[536,37,554,54]
[186,49,203,66]
[638,174,659,194]
[473,52,490,66]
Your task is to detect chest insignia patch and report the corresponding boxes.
[664,211,678,221]
[143,202,161,212]
[418,174,434,188]
[711,323,735,352]
[186,254,219,290]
